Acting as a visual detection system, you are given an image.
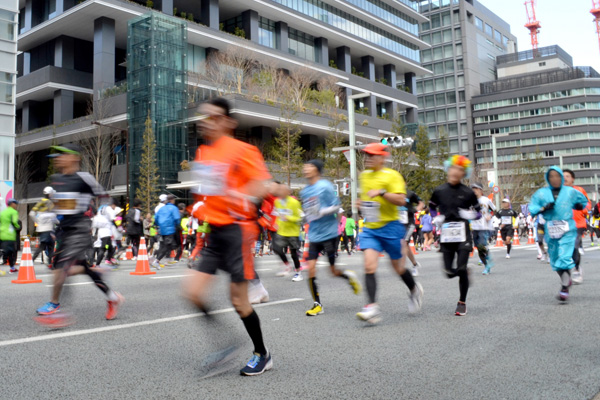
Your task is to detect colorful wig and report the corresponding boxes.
[444,155,472,178]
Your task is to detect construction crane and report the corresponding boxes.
[524,0,541,50]
[592,1,600,54]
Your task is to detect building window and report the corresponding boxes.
[544,150,554,157]
[445,60,454,73]
[454,27,461,40]
[436,109,446,122]
[433,62,444,74]
[431,14,441,28]
[448,107,457,121]
[580,162,591,169]
[258,17,277,49]
[539,62,546,66]
[494,29,502,42]
[458,90,465,102]
[187,44,206,74]
[487,53,495,60]
[456,58,463,71]
[503,35,509,45]
[0,9,17,41]
[425,95,435,108]
[475,17,483,30]
[442,29,452,42]
[0,72,14,103]
[422,21,430,31]
[222,15,243,36]
[432,31,442,45]
[433,46,443,60]
[447,91,456,104]
[485,23,493,36]
[435,93,446,106]
[455,43,462,56]
[441,11,451,26]
[288,28,315,62]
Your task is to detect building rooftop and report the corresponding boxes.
[479,66,600,95]
[496,45,572,67]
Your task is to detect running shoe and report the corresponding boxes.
[104,260,114,266]
[240,351,273,376]
[505,254,510,259]
[591,243,595,247]
[9,268,18,274]
[306,302,323,316]
[408,282,424,314]
[106,292,124,320]
[356,304,381,324]
[572,269,583,285]
[557,288,569,301]
[411,267,419,277]
[249,282,269,304]
[168,259,178,265]
[455,302,467,316]
[291,272,303,282]
[536,254,542,260]
[344,270,362,295]
[33,311,74,328]
[276,265,292,277]
[482,267,490,275]
[578,247,585,255]
[36,302,60,315]
[151,260,163,270]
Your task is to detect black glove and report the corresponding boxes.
[543,203,554,211]
[574,203,584,211]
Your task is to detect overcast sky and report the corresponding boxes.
[478,0,600,69]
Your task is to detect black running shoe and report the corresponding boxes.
[455,302,467,316]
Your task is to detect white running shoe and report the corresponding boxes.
[249,281,270,304]
[505,254,511,259]
[411,267,419,277]
[572,269,583,285]
[276,265,292,277]
[292,272,303,282]
[408,282,424,314]
[356,304,381,324]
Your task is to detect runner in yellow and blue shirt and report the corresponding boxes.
[272,182,304,282]
[356,143,424,324]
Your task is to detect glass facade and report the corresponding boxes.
[272,0,420,62]
[288,28,316,62]
[127,12,188,196]
[0,3,16,182]
[345,0,419,35]
[258,17,277,49]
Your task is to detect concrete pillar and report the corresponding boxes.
[275,21,288,52]
[200,0,219,30]
[315,37,329,66]
[53,90,74,124]
[404,72,416,94]
[22,101,32,133]
[361,55,375,81]
[154,0,174,15]
[383,64,396,87]
[336,46,351,73]
[21,0,33,33]
[364,95,377,118]
[93,17,115,100]
[241,10,259,43]
[385,101,396,121]
[54,36,75,70]
[23,52,31,75]
[405,107,417,123]
[55,0,76,14]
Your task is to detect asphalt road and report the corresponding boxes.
[1,239,600,400]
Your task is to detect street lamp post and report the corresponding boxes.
[347,92,371,221]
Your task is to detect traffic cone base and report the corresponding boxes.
[125,246,133,260]
[409,238,418,255]
[130,238,156,275]
[12,239,42,284]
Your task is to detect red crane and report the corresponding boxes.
[524,0,541,50]
[592,1,600,54]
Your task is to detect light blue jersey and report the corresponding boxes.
[300,179,340,243]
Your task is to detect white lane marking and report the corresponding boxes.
[255,268,272,272]
[150,274,188,280]
[0,298,304,347]
[45,282,93,287]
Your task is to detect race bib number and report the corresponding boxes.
[303,197,321,222]
[361,201,381,223]
[547,220,569,239]
[191,162,229,196]
[501,216,512,225]
[441,222,466,243]
[399,210,409,224]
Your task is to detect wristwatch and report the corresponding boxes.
[379,189,387,197]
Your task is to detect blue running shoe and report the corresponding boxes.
[37,302,60,315]
[240,351,272,376]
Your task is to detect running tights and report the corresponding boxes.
[274,245,300,271]
[442,244,471,303]
[557,270,571,290]
[506,243,512,255]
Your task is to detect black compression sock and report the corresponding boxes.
[458,270,469,302]
[241,310,267,356]
[365,273,376,304]
[309,277,321,304]
[507,243,512,254]
[400,270,416,292]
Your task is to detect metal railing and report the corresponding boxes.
[496,45,572,66]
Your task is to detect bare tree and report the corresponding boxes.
[14,151,33,199]
[204,46,257,95]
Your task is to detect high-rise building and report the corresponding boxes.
[14,0,429,201]
[472,45,600,194]
[0,0,18,201]
[416,0,516,159]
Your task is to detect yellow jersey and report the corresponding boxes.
[359,167,406,229]
[274,196,302,237]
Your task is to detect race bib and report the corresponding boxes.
[547,220,569,239]
[501,216,512,225]
[361,201,381,223]
[191,161,229,196]
[303,197,321,222]
[277,208,292,217]
[399,210,409,225]
[441,222,466,243]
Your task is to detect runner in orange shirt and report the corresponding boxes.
[563,169,591,284]
[183,98,272,376]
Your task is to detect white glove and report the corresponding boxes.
[459,208,478,220]
[433,215,445,227]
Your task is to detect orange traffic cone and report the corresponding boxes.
[470,248,474,257]
[410,238,418,255]
[125,246,133,260]
[513,229,521,245]
[130,237,156,275]
[527,229,535,244]
[494,230,503,247]
[170,250,176,258]
[12,238,42,284]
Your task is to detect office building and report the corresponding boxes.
[472,45,600,194]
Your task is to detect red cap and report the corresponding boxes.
[363,143,390,156]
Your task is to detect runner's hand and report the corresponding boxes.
[542,203,554,211]
[367,189,381,198]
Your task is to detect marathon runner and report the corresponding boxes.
[535,214,549,263]
[355,143,423,324]
[272,182,303,281]
[496,199,518,259]
[529,167,587,302]
[185,98,272,376]
[300,159,361,317]
[429,155,480,316]
[399,190,424,276]
[563,169,590,284]
[30,186,58,267]
[35,144,123,324]
[470,183,495,275]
